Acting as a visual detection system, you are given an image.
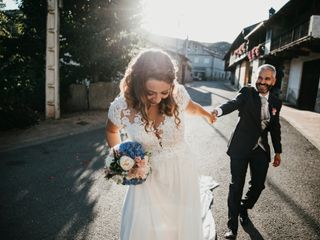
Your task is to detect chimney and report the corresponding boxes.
[269,7,276,18]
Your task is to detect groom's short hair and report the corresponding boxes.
[257,64,277,79]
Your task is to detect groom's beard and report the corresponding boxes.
[256,83,273,94]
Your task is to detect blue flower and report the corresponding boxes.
[118,141,145,159]
[122,178,146,185]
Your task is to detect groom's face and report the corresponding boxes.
[256,69,276,95]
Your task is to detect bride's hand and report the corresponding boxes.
[206,112,217,124]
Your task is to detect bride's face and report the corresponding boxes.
[145,78,172,105]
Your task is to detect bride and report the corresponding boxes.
[106,49,217,240]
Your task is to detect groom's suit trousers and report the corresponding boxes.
[227,146,269,232]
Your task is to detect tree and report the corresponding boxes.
[60,0,143,85]
[0,0,143,129]
[0,3,46,129]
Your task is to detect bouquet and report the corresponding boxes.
[104,141,151,185]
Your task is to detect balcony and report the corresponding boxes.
[270,15,320,53]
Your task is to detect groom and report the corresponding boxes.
[212,64,282,239]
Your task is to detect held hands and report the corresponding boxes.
[211,109,218,118]
[206,109,219,124]
[187,101,217,124]
[206,111,217,124]
[273,153,281,167]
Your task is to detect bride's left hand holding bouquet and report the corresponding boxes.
[104,141,152,185]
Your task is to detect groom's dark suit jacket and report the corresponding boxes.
[219,86,282,161]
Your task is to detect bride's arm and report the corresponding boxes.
[185,100,216,124]
[105,119,122,147]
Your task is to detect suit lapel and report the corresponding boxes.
[268,94,277,120]
[251,88,261,127]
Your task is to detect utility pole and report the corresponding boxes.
[45,0,62,119]
[211,55,215,80]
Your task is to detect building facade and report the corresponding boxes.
[224,0,320,112]
[145,33,230,82]
[186,40,228,81]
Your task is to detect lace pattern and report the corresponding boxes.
[107,83,191,152]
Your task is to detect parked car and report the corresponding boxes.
[193,76,202,81]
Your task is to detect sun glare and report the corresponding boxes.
[141,0,290,43]
[142,0,188,39]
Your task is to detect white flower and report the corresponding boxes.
[105,155,114,168]
[111,175,123,184]
[120,156,135,171]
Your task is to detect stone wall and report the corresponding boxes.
[280,61,291,101]
[64,84,88,112]
[89,82,119,110]
[64,82,120,112]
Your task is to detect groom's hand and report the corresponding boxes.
[211,109,218,118]
[272,153,281,167]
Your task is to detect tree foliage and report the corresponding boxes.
[0,0,143,129]
[61,0,142,82]
[0,1,47,129]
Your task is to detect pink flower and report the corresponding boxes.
[127,166,146,179]
[272,108,277,116]
[135,157,146,168]
[135,167,147,179]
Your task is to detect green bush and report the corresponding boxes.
[0,106,39,130]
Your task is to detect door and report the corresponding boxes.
[298,59,320,110]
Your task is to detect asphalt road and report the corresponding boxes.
[0,80,319,240]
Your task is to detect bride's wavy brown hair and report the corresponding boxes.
[120,49,181,131]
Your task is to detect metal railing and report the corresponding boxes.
[271,19,310,51]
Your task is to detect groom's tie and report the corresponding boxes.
[260,96,269,130]
[254,96,270,151]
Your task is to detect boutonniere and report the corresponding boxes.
[272,108,277,116]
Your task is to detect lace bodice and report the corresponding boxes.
[108,83,191,153]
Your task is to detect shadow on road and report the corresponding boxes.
[0,128,105,239]
[267,178,320,235]
[185,86,213,106]
[242,219,265,240]
[186,82,235,104]
[190,80,237,92]
[209,125,230,143]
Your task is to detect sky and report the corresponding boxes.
[1,0,17,9]
[3,0,290,43]
[141,0,290,43]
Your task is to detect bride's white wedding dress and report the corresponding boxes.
[108,83,218,240]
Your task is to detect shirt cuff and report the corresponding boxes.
[215,107,223,117]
